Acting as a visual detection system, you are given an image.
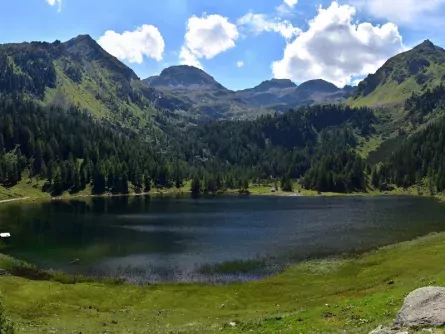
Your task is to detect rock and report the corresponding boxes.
[395,287,445,328]
[369,326,393,334]
[368,326,409,334]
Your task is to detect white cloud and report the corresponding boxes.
[350,0,445,24]
[179,14,239,68]
[98,25,165,64]
[237,12,301,41]
[352,78,363,86]
[179,46,203,69]
[272,2,406,87]
[283,0,298,7]
[236,60,244,68]
[46,0,62,12]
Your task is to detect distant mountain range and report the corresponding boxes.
[1,34,445,124]
[143,65,355,118]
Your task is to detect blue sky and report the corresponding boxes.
[1,0,445,90]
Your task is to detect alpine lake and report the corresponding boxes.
[1,195,445,283]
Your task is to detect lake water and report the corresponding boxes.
[1,195,445,283]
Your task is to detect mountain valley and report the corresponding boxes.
[1,35,445,198]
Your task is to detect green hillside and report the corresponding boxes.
[351,40,445,107]
[0,35,164,135]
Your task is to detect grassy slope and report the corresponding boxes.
[2,233,445,333]
[350,42,445,108]
[0,179,48,202]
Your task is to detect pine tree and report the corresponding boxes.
[191,176,201,196]
[53,168,63,196]
[143,170,151,192]
[121,172,129,194]
[371,168,379,188]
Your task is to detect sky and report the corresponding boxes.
[1,1,445,90]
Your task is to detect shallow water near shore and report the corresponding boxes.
[1,195,445,283]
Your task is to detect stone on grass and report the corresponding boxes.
[394,287,445,328]
[369,325,393,334]
[368,326,408,334]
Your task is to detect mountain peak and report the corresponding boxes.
[416,39,436,49]
[352,38,445,105]
[64,34,96,47]
[249,79,297,93]
[144,65,226,90]
[298,79,339,93]
[63,34,138,80]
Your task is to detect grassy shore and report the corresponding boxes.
[2,233,445,333]
[0,176,440,205]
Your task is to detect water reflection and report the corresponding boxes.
[0,195,445,283]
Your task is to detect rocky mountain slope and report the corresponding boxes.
[143,65,258,119]
[351,40,445,107]
[143,66,354,117]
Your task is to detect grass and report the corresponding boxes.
[0,178,434,204]
[0,176,192,203]
[2,233,445,333]
[0,178,48,202]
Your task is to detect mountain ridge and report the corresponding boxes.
[143,66,355,114]
[351,39,445,107]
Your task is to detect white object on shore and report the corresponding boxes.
[0,233,11,238]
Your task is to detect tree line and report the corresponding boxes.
[0,95,380,195]
[0,96,185,195]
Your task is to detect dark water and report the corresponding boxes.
[1,195,445,283]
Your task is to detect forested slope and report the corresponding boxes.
[0,96,185,196]
[0,95,379,196]
[375,84,445,192]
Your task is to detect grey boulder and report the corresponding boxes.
[395,286,445,328]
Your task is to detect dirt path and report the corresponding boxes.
[0,197,30,204]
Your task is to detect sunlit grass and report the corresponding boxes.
[2,233,445,332]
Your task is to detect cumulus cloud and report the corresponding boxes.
[179,14,239,68]
[46,0,62,12]
[272,2,406,87]
[179,46,203,69]
[98,25,165,64]
[352,78,363,86]
[236,61,244,68]
[283,0,298,7]
[350,0,445,24]
[237,12,301,41]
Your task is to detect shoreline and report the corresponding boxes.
[2,232,445,332]
[0,187,440,206]
[0,197,30,204]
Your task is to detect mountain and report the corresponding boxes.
[143,67,354,116]
[351,40,445,107]
[0,35,164,135]
[143,65,225,91]
[142,65,255,119]
[235,78,353,110]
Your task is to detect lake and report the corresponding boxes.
[1,195,445,283]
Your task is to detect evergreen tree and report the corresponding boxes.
[191,176,201,196]
[52,167,63,196]
[281,174,293,192]
[143,170,151,192]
